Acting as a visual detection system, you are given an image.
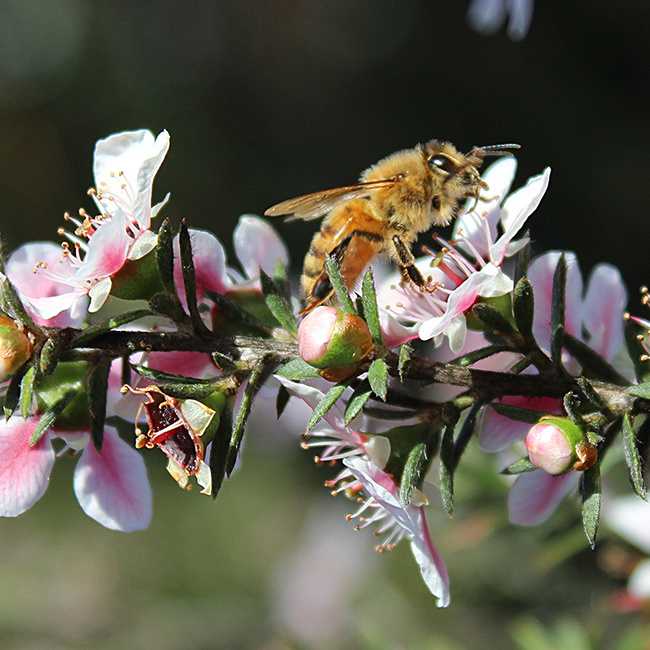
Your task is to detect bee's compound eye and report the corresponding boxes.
[429,155,455,174]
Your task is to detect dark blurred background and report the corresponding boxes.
[2,1,650,648]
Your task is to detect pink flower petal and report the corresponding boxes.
[0,417,55,517]
[508,470,578,526]
[73,427,152,531]
[583,263,627,362]
[233,215,289,281]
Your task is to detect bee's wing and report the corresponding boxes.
[264,178,399,221]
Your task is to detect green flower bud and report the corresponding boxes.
[0,316,32,382]
[110,250,164,301]
[526,416,597,475]
[298,306,375,382]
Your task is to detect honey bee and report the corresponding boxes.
[265,140,519,313]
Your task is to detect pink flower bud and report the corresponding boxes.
[525,416,597,475]
[298,306,375,382]
[0,316,32,382]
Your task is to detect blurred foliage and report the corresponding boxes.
[3,0,650,647]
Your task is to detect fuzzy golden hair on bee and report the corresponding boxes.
[265,140,519,313]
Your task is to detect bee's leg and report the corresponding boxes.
[392,235,432,291]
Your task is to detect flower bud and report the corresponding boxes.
[525,416,597,475]
[298,306,375,382]
[110,250,164,302]
[0,316,33,382]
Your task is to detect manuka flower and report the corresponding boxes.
[379,158,550,353]
[480,251,631,525]
[28,129,170,320]
[275,376,450,606]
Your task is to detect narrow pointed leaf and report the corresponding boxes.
[565,334,630,385]
[306,383,347,433]
[439,422,455,515]
[275,358,320,380]
[399,442,427,508]
[324,255,355,314]
[550,253,567,366]
[225,359,273,476]
[212,351,238,373]
[20,364,37,420]
[155,218,176,294]
[130,363,214,385]
[205,290,270,335]
[0,275,38,331]
[452,343,511,367]
[361,270,384,346]
[179,221,209,334]
[344,381,372,425]
[622,413,647,499]
[276,383,291,418]
[3,362,28,420]
[581,462,601,549]
[71,309,152,347]
[501,457,537,475]
[148,291,186,321]
[398,343,411,382]
[512,277,535,343]
[367,358,388,401]
[29,386,79,446]
[490,401,547,424]
[452,402,483,468]
[87,359,110,451]
[260,269,298,337]
[209,397,234,499]
[627,382,650,399]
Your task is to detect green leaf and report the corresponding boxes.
[3,362,29,420]
[451,343,511,367]
[87,359,110,451]
[452,403,483,468]
[179,221,209,334]
[225,360,274,476]
[344,382,372,425]
[399,442,427,508]
[39,337,61,376]
[71,309,152,347]
[622,414,647,499]
[148,291,186,321]
[259,269,298,338]
[564,334,630,385]
[209,396,234,499]
[439,422,455,516]
[0,275,38,331]
[550,253,567,366]
[306,383,347,433]
[490,401,546,424]
[20,364,37,420]
[581,462,601,549]
[211,351,238,373]
[275,358,321,380]
[275,383,291,419]
[29,386,79,446]
[324,255,355,314]
[367,358,388,401]
[501,457,538,475]
[130,363,215,385]
[512,277,535,342]
[360,270,384,346]
[155,218,177,295]
[398,343,411,382]
[627,382,650,399]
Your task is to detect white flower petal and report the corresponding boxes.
[233,215,289,280]
[73,427,152,532]
[0,418,55,517]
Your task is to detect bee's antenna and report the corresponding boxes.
[474,143,521,158]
